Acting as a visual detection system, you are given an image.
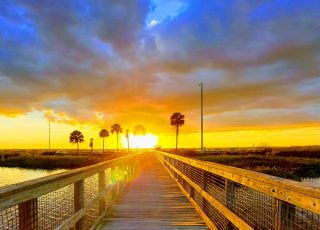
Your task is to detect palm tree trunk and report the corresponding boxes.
[103,138,105,153]
[77,142,79,153]
[176,125,179,152]
[117,134,119,152]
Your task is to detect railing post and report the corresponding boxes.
[74,180,84,230]
[99,170,106,215]
[225,179,236,229]
[226,180,235,210]
[273,198,281,230]
[19,198,38,230]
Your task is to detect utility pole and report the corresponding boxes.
[199,83,204,152]
[49,121,51,150]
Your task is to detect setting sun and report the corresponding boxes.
[122,133,158,149]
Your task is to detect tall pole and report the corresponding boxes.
[200,83,204,152]
[49,121,51,150]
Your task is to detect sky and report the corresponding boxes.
[0,0,320,149]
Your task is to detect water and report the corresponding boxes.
[0,166,113,229]
[302,177,320,188]
[0,167,66,188]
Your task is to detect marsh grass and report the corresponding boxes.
[0,150,130,169]
[165,148,320,181]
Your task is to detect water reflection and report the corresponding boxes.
[302,178,320,188]
[0,167,66,187]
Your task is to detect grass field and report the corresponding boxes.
[2,147,320,181]
[0,150,132,170]
[164,146,320,181]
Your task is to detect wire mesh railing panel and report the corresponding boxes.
[190,166,204,187]
[229,182,274,229]
[204,199,237,230]
[84,174,99,204]
[188,177,235,230]
[278,201,320,230]
[0,154,139,230]
[0,205,19,229]
[104,192,113,210]
[105,168,112,187]
[158,152,320,230]
[38,184,74,229]
[84,172,103,228]
[173,160,228,210]
[181,177,192,198]
[172,163,237,230]
[176,163,236,229]
[83,202,99,229]
[206,172,227,205]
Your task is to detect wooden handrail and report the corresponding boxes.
[155,151,320,214]
[0,153,139,211]
[157,157,219,230]
[160,156,253,230]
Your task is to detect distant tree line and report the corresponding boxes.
[69,112,185,153]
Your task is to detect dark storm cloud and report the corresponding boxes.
[0,0,320,132]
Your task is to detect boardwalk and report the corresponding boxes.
[98,154,208,230]
[1,152,319,229]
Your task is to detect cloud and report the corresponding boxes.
[149,19,159,27]
[0,0,320,134]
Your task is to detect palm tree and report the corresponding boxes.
[126,129,130,152]
[170,112,185,151]
[99,129,109,153]
[111,124,122,152]
[69,130,84,153]
[134,125,146,150]
[134,124,146,136]
[89,138,93,152]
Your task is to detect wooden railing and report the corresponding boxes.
[0,153,139,230]
[156,151,320,230]
[2,151,320,230]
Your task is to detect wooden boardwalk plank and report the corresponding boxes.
[98,154,209,230]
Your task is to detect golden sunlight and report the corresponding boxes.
[121,133,158,149]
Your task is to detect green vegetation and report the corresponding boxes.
[170,112,185,151]
[111,124,122,152]
[165,147,320,181]
[99,129,110,153]
[69,130,84,153]
[0,150,130,170]
[195,154,320,181]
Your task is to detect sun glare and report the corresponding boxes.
[121,133,158,149]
